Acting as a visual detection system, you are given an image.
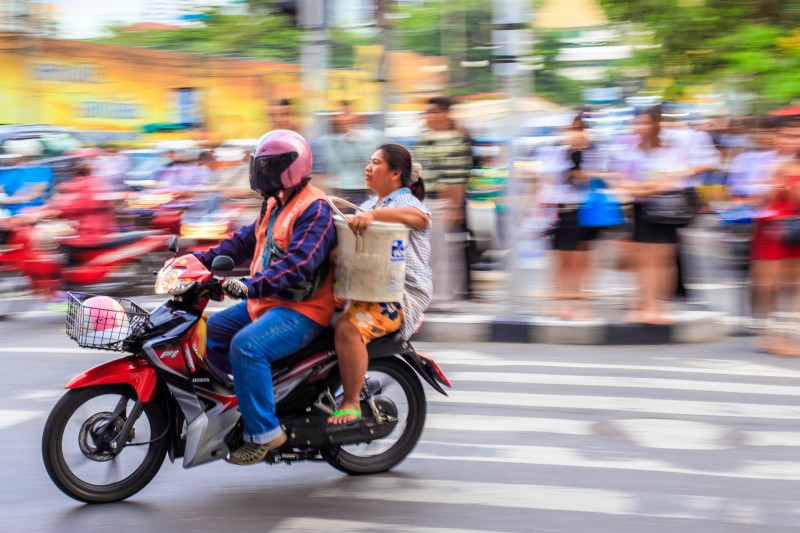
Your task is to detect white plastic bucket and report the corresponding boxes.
[329,196,410,302]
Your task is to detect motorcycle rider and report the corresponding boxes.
[193,130,337,465]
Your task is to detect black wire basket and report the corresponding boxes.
[66,292,150,352]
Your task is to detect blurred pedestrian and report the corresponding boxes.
[540,114,600,320]
[614,106,689,324]
[268,98,298,132]
[322,101,384,206]
[93,145,131,192]
[749,119,800,354]
[415,96,475,302]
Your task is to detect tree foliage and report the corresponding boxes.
[95,8,302,62]
[598,0,800,104]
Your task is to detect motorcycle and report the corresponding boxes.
[0,207,168,297]
[42,239,451,503]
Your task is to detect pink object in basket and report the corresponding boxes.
[82,296,128,333]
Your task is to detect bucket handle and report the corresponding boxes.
[327,196,366,218]
[327,196,367,254]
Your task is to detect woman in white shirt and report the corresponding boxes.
[615,106,688,324]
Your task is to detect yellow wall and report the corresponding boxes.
[0,33,443,144]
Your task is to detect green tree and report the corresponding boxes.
[95,8,301,62]
[598,0,800,104]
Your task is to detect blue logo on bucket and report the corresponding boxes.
[391,240,405,262]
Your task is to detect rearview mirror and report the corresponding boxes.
[211,255,235,273]
[168,236,179,255]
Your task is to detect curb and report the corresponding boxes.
[412,310,726,345]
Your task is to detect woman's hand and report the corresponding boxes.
[348,212,375,236]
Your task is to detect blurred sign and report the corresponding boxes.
[32,62,101,84]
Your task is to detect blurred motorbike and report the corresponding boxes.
[0,208,168,297]
[42,240,450,503]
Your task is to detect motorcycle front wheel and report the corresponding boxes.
[322,357,426,475]
[42,385,168,503]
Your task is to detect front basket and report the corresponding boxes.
[65,292,150,352]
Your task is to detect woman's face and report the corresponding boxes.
[635,115,656,138]
[365,149,400,195]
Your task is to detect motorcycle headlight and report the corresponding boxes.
[154,266,195,295]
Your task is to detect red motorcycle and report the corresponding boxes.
[0,209,168,297]
[42,240,450,503]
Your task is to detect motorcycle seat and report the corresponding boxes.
[60,231,156,252]
[271,328,407,372]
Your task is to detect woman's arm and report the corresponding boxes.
[348,207,430,235]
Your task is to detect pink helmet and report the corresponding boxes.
[249,129,312,198]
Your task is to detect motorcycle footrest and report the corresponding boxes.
[283,416,397,449]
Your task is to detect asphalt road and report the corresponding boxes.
[2,316,800,532]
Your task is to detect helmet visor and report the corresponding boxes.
[249,152,298,196]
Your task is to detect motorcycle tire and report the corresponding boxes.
[322,358,426,476]
[42,385,169,504]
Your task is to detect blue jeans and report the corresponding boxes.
[205,302,325,444]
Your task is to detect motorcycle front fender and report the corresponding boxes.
[65,356,159,403]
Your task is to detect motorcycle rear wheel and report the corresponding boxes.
[322,357,426,475]
[42,385,168,503]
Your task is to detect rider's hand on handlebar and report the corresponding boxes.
[222,278,249,300]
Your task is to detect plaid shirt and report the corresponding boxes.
[361,188,432,339]
[414,130,473,195]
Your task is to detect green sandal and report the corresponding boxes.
[330,409,362,423]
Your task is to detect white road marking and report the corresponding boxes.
[270,518,500,533]
[448,371,800,397]
[0,347,108,354]
[425,414,800,449]
[311,477,797,524]
[413,441,800,480]
[15,390,64,401]
[428,390,800,420]
[0,410,42,431]
[431,356,800,379]
[426,414,591,435]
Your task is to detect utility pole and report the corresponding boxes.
[298,0,328,137]
[491,0,533,305]
[375,0,390,133]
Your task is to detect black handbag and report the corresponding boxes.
[641,188,701,226]
[782,217,800,246]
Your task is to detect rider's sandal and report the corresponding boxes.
[330,408,362,424]
[227,432,287,466]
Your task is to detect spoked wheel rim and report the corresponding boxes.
[60,392,156,487]
[323,358,426,475]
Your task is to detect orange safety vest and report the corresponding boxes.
[247,184,335,325]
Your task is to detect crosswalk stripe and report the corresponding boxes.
[428,390,800,420]
[423,414,800,448]
[0,410,42,431]
[270,518,500,533]
[431,356,800,379]
[426,414,591,435]
[448,371,800,397]
[413,441,800,480]
[311,478,790,524]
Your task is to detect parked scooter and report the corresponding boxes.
[42,239,450,503]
